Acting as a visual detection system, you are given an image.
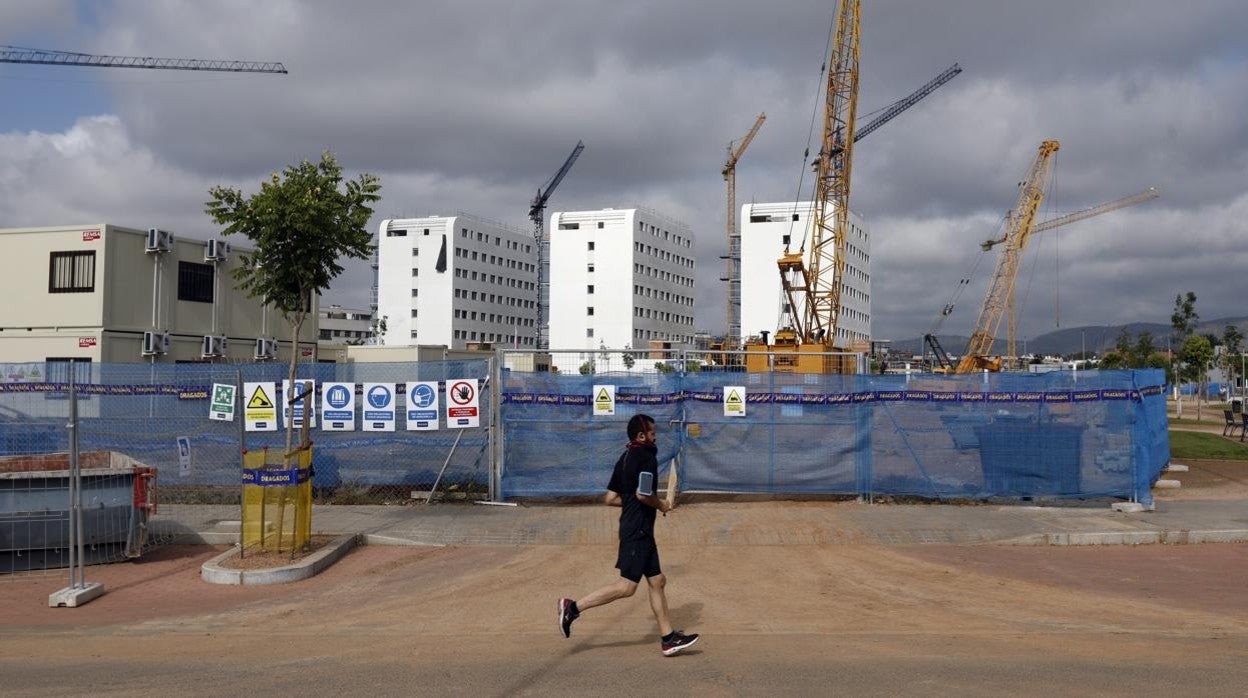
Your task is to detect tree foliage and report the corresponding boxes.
[205,151,381,457]
[1179,334,1214,388]
[1171,291,1199,345]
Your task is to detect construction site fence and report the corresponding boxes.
[497,351,1169,506]
[2,354,1169,574]
[1,359,491,575]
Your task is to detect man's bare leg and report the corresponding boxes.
[645,573,674,636]
[576,578,637,612]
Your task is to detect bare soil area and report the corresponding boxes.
[2,537,1246,694]
[1155,458,1248,499]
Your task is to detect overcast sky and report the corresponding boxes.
[2,0,1246,343]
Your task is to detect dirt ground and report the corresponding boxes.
[3,536,1247,695]
[1155,458,1248,500]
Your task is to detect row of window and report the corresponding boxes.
[638,221,691,249]
[452,267,536,291]
[452,309,534,326]
[451,329,534,345]
[452,288,536,310]
[633,307,693,325]
[460,228,530,254]
[632,263,693,287]
[633,328,693,343]
[49,251,220,305]
[451,247,536,273]
[632,285,692,307]
[632,241,694,269]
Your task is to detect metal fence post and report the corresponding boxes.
[48,360,104,607]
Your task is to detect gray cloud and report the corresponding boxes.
[3,0,1246,344]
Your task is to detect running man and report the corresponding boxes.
[558,413,699,656]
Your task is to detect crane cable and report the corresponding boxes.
[926,227,995,336]
[784,11,838,257]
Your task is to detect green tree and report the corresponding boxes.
[578,361,595,375]
[1171,291,1199,346]
[1113,328,1135,366]
[1179,334,1214,416]
[1222,324,1244,392]
[621,345,636,370]
[1133,331,1155,367]
[205,151,381,458]
[1098,351,1127,369]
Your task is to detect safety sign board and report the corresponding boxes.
[282,379,317,428]
[321,382,356,431]
[406,381,440,431]
[209,383,236,421]
[362,382,396,432]
[445,379,480,428]
[244,382,277,432]
[592,384,616,416]
[724,386,746,417]
[176,436,192,477]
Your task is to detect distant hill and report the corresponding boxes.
[889,317,1248,358]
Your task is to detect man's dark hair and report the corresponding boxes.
[627,413,655,441]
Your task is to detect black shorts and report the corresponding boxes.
[616,536,662,583]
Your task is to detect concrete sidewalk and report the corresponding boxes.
[157,495,1248,548]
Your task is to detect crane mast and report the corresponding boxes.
[528,141,585,351]
[722,113,766,349]
[957,140,1060,372]
[777,0,860,352]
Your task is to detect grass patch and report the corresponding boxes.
[1169,430,1248,460]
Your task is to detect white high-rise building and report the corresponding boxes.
[739,201,871,347]
[375,214,538,349]
[548,208,696,366]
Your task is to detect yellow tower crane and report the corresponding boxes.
[955,140,1061,372]
[746,0,860,373]
[927,186,1159,372]
[720,112,767,354]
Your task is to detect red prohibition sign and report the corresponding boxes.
[449,381,475,405]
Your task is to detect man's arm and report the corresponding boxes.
[605,490,622,507]
[636,492,670,514]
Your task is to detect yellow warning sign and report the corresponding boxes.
[724,386,746,417]
[243,382,278,432]
[247,386,274,409]
[592,384,616,416]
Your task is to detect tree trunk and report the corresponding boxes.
[285,314,303,466]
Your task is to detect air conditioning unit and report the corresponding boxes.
[141,330,170,356]
[145,228,174,253]
[253,338,278,360]
[201,335,228,358]
[205,239,231,262]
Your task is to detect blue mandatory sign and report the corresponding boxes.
[410,383,436,408]
[326,385,351,409]
[367,385,392,408]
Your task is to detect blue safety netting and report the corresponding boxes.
[0,361,492,493]
[499,368,1169,504]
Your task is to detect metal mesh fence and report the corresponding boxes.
[499,351,1169,504]
[3,354,1173,576]
[2,359,491,576]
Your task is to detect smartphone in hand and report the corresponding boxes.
[637,471,654,497]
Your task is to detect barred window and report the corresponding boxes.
[48,251,95,293]
[177,261,214,303]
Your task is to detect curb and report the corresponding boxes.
[999,529,1248,546]
[201,533,360,585]
[362,533,445,547]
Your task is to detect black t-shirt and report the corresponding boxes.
[608,443,658,541]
